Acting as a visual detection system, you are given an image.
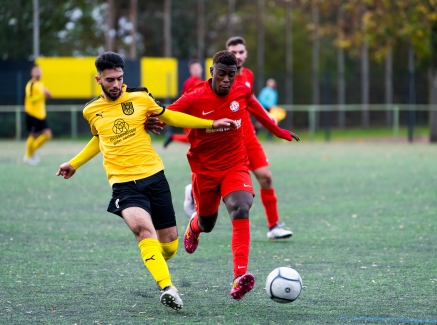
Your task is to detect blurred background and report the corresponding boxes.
[1,0,437,141]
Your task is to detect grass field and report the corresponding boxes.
[1,139,436,325]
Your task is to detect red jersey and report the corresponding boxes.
[236,68,258,138]
[236,68,254,94]
[168,79,292,175]
[181,76,204,94]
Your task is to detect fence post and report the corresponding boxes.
[309,106,316,141]
[71,106,77,140]
[15,106,22,141]
[393,105,399,141]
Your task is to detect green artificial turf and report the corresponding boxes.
[0,139,436,324]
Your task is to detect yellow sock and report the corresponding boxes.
[139,238,172,289]
[161,239,178,261]
[25,136,35,158]
[32,133,50,152]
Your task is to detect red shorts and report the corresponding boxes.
[244,132,269,171]
[191,168,254,216]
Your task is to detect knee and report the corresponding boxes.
[161,239,178,261]
[257,170,273,189]
[44,130,53,140]
[228,202,251,220]
[134,226,155,241]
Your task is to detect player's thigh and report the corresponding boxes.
[192,173,222,217]
[121,206,157,240]
[220,168,254,199]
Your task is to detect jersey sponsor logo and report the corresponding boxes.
[112,119,129,134]
[206,118,241,133]
[230,100,240,112]
[202,110,214,115]
[110,119,136,145]
[121,102,134,115]
[245,81,251,88]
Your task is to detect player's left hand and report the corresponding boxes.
[145,114,165,135]
[290,131,300,142]
[212,118,238,129]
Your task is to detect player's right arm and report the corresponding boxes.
[56,136,100,179]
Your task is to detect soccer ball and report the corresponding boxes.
[265,267,302,303]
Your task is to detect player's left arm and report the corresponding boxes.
[146,91,237,131]
[247,96,300,142]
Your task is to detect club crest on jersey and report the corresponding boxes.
[121,102,134,115]
[230,100,240,112]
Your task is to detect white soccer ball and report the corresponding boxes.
[265,267,302,303]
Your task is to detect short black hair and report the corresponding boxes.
[226,36,246,48]
[212,50,237,66]
[188,59,201,68]
[95,52,125,73]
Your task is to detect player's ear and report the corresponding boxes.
[95,75,101,84]
[209,66,213,77]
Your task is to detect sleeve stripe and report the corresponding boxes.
[154,107,166,116]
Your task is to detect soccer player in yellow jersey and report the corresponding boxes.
[56,52,236,311]
[23,65,53,165]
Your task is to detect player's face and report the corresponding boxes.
[227,44,247,68]
[31,66,42,81]
[96,68,124,100]
[210,64,236,96]
[190,63,203,78]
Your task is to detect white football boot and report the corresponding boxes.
[183,184,196,218]
[267,224,293,240]
[160,285,183,310]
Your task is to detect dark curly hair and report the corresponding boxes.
[212,50,237,67]
[95,52,125,73]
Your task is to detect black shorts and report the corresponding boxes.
[26,113,49,133]
[107,170,176,230]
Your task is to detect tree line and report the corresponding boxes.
[1,0,436,140]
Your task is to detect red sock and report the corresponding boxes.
[190,213,201,233]
[173,134,189,143]
[260,188,279,229]
[231,219,250,278]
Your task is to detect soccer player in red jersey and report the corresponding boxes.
[166,51,300,301]
[226,36,293,240]
[163,59,204,148]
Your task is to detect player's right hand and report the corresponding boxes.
[145,114,165,135]
[212,118,238,129]
[56,162,76,179]
[290,131,300,142]
[44,88,52,99]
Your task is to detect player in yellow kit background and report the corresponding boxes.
[23,65,52,165]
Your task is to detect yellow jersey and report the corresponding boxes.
[83,85,166,186]
[24,79,47,120]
